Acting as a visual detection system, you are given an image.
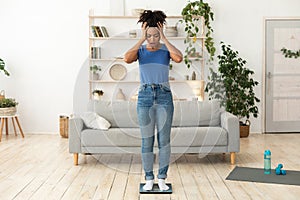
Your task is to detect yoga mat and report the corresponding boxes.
[226,166,300,186]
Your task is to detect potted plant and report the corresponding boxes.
[0,58,10,76]
[205,42,260,137]
[90,65,101,80]
[180,0,215,68]
[0,98,18,116]
[92,89,104,100]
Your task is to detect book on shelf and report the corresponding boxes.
[90,26,109,37]
[91,26,98,37]
[100,26,109,37]
[90,47,101,59]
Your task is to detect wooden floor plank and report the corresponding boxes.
[175,155,202,200]
[168,154,188,200]
[108,154,132,200]
[185,154,220,199]
[123,154,142,200]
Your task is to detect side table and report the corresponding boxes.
[0,114,25,142]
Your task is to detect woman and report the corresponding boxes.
[124,10,182,191]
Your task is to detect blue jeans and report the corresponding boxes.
[137,83,174,180]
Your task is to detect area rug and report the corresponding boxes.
[226,166,300,186]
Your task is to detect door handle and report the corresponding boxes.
[267,72,272,79]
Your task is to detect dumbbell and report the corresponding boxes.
[275,164,286,175]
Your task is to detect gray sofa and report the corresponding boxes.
[69,100,240,165]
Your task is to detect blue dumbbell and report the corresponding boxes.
[275,167,281,175]
[275,164,286,175]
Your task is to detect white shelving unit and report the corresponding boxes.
[88,9,206,101]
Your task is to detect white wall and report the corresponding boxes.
[1,0,300,134]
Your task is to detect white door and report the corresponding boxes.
[265,19,300,133]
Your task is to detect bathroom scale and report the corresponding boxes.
[139,183,172,194]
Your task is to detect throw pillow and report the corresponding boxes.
[81,112,111,130]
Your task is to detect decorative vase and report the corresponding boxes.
[165,26,178,37]
[92,73,99,80]
[0,90,5,100]
[93,94,102,101]
[116,88,126,101]
[191,71,196,80]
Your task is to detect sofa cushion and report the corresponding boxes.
[171,126,227,147]
[172,100,221,127]
[81,128,141,147]
[81,126,227,148]
[87,101,139,128]
[81,112,111,130]
[87,100,221,128]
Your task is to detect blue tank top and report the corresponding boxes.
[138,44,170,84]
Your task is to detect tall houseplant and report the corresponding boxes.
[0,58,10,76]
[206,42,260,137]
[181,0,215,68]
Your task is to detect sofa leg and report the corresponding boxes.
[230,152,236,165]
[74,153,78,165]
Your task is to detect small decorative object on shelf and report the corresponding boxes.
[90,65,101,80]
[109,64,127,80]
[92,90,104,100]
[116,88,126,101]
[131,8,145,16]
[191,71,196,80]
[129,30,137,38]
[165,26,178,37]
[0,90,5,100]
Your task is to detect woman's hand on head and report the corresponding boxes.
[141,22,148,41]
[157,22,166,42]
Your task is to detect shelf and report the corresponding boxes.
[89,80,138,83]
[89,36,206,40]
[188,57,205,61]
[89,15,183,19]
[90,58,124,61]
[89,80,204,83]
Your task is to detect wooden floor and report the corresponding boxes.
[0,134,300,200]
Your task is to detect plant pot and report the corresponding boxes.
[59,115,69,138]
[0,90,5,100]
[240,120,250,138]
[91,73,99,80]
[0,107,17,116]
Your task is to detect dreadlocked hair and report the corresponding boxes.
[137,10,167,27]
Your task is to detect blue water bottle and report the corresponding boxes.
[264,150,271,174]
